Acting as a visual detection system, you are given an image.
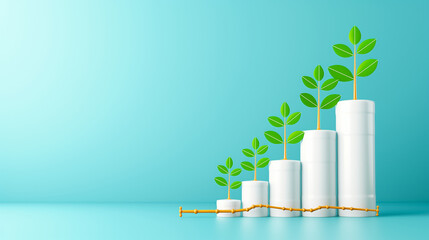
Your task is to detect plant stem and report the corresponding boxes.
[317,81,321,130]
[254,154,257,181]
[283,117,287,160]
[228,170,231,199]
[353,44,357,100]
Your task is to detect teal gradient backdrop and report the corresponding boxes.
[0,0,428,202]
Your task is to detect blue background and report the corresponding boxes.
[0,0,428,203]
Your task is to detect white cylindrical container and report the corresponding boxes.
[269,160,301,217]
[216,199,241,217]
[301,130,337,217]
[242,181,268,217]
[336,100,376,217]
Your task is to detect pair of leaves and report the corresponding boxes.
[217,165,242,176]
[333,26,376,57]
[302,65,325,88]
[300,93,341,109]
[217,157,236,174]
[333,38,376,58]
[268,112,301,127]
[328,59,378,81]
[264,130,304,144]
[214,177,241,189]
[302,77,339,91]
[242,144,269,157]
[241,157,270,171]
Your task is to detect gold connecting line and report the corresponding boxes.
[179,205,379,217]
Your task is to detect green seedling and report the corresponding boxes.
[214,157,242,199]
[264,102,304,160]
[240,137,269,181]
[329,26,378,100]
[300,65,341,130]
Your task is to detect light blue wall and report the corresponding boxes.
[0,0,428,202]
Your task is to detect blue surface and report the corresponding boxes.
[0,0,429,203]
[0,202,428,240]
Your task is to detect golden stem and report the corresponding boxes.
[283,118,287,160]
[254,154,257,181]
[317,81,321,130]
[227,170,231,199]
[354,44,357,100]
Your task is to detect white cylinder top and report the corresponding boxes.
[269,160,300,170]
[336,100,375,113]
[217,199,241,203]
[242,180,268,186]
[302,130,336,140]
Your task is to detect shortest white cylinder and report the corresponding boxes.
[242,181,268,217]
[216,199,241,217]
[269,160,301,217]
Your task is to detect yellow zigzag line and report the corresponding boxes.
[179,204,379,217]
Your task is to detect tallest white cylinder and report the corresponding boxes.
[336,100,376,217]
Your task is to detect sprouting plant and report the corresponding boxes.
[214,157,242,199]
[264,102,304,160]
[300,65,341,130]
[329,26,378,100]
[240,137,269,181]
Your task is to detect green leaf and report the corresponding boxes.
[241,161,255,171]
[302,76,317,89]
[257,145,268,155]
[357,59,378,77]
[280,102,290,118]
[226,157,233,169]
[256,157,270,168]
[328,65,354,82]
[230,181,242,189]
[286,112,301,125]
[230,168,242,176]
[252,137,259,150]
[217,165,228,174]
[314,65,324,81]
[321,94,341,109]
[287,131,304,144]
[214,177,227,186]
[300,93,317,108]
[357,39,376,54]
[321,78,338,91]
[268,116,284,127]
[242,149,255,157]
[264,131,283,144]
[349,26,361,45]
[333,44,353,58]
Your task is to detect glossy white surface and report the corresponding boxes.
[242,181,269,217]
[269,160,301,217]
[301,130,337,217]
[216,199,241,217]
[336,100,376,217]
